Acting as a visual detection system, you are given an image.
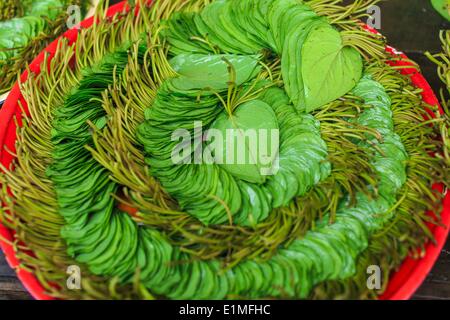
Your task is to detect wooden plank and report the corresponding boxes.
[413,242,450,299]
[0,253,31,300]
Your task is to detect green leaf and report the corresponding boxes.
[209,100,279,184]
[28,0,64,20]
[169,53,261,91]
[300,25,363,112]
[431,0,450,21]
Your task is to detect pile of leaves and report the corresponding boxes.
[0,0,92,96]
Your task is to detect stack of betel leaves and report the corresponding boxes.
[0,0,449,299]
[0,0,92,96]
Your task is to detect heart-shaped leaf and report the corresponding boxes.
[300,25,363,112]
[208,100,279,184]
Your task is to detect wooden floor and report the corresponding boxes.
[0,0,450,300]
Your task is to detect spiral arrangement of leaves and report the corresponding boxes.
[0,0,449,299]
[0,0,92,96]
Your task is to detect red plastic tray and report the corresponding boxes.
[0,1,449,300]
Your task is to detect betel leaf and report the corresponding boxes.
[169,53,261,91]
[209,100,279,184]
[300,25,363,112]
[431,0,450,21]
